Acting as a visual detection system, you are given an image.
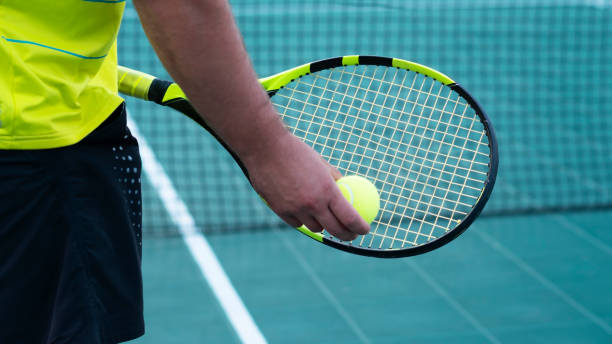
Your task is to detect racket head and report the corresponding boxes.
[266,56,498,258]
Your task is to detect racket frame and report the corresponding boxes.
[118,55,498,258]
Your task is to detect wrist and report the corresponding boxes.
[229,104,293,163]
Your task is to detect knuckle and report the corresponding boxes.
[300,197,323,213]
[277,208,293,218]
[327,226,357,242]
[339,232,358,241]
[344,217,362,230]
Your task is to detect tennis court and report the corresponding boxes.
[119,1,612,343]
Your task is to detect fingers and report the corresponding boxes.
[273,181,371,241]
[280,190,368,241]
[328,191,370,236]
[298,216,323,233]
[278,214,302,229]
[306,186,371,241]
[314,210,358,241]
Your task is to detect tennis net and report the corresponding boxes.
[118,0,612,235]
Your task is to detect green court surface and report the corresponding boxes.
[131,210,612,343]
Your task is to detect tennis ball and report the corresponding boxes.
[336,175,380,224]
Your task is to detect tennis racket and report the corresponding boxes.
[118,55,498,258]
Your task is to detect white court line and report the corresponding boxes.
[405,260,502,344]
[552,215,612,257]
[278,231,371,344]
[127,115,267,344]
[476,230,612,336]
[497,183,612,257]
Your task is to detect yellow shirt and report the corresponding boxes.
[0,0,125,149]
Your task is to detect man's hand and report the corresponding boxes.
[243,131,370,241]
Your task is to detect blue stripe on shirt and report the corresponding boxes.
[1,36,107,60]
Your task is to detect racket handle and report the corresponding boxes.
[117,66,155,100]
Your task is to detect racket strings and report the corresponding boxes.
[279,68,483,217]
[366,68,446,248]
[277,71,488,202]
[373,72,469,248]
[408,106,484,246]
[308,69,485,144]
[273,77,489,152]
[272,65,490,249]
[275,81,490,185]
[382,74,461,247]
[325,68,485,246]
[281,111,489,182]
[278,66,488,247]
[322,67,468,115]
[303,68,479,236]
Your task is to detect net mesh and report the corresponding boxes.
[118,0,612,236]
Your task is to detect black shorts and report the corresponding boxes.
[0,103,144,344]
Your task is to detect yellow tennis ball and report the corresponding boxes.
[336,175,380,224]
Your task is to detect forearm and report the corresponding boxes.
[133,0,370,240]
[132,0,289,160]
